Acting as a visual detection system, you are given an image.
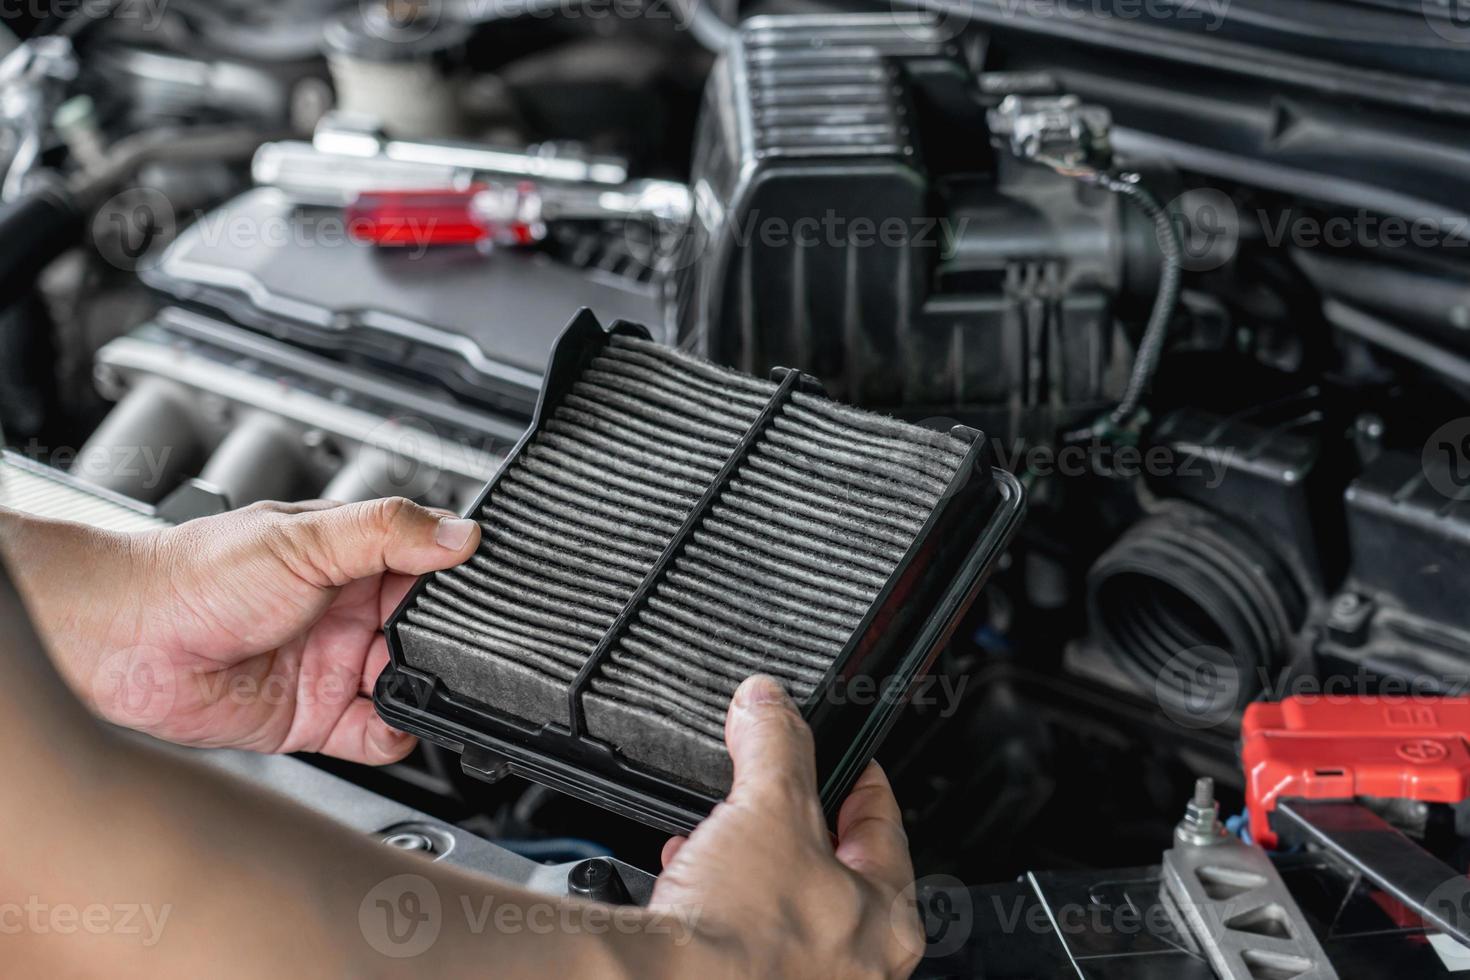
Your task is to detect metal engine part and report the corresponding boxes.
[76,307,516,510]
[141,186,664,416]
[1161,779,1336,980]
[323,0,474,140]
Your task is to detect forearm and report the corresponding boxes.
[8,735,687,977]
[0,507,148,694]
[0,556,688,979]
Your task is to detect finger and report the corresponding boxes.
[245,499,342,516]
[834,762,914,898]
[724,674,824,836]
[276,497,480,587]
[360,635,391,697]
[316,696,416,765]
[660,836,687,870]
[378,571,418,624]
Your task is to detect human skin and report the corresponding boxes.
[0,500,924,978]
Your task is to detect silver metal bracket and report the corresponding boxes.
[1160,780,1338,980]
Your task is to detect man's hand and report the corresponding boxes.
[0,498,479,764]
[1,507,925,978]
[652,675,926,979]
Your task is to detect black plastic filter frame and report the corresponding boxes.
[376,309,1026,835]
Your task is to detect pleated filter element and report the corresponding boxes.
[0,452,169,532]
[581,392,971,789]
[380,312,1024,832]
[398,332,775,731]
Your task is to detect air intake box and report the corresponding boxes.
[377,310,1024,833]
[672,14,1130,434]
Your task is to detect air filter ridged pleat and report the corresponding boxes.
[0,454,168,532]
[399,336,776,725]
[582,389,966,788]
[397,332,971,794]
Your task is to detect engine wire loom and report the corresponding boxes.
[989,93,1184,439]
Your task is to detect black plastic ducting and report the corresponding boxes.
[1087,508,1303,717]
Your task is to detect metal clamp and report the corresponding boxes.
[1161,778,1338,980]
[987,94,1112,177]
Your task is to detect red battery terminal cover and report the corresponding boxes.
[1242,696,1470,849]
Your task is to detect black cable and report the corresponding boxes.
[0,185,82,309]
[1091,171,1183,431]
[668,0,735,52]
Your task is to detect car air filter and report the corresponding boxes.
[378,311,1024,833]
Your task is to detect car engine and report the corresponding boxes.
[3,0,1470,974]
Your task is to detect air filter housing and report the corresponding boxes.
[378,311,1023,832]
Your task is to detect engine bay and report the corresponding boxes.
[4,0,1470,975]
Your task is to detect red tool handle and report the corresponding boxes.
[345,184,545,248]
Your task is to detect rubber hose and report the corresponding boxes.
[0,186,82,309]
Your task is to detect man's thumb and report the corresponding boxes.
[724,674,824,832]
[283,497,480,585]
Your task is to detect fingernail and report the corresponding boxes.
[372,721,412,756]
[735,674,792,710]
[435,517,477,551]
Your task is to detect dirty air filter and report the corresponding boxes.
[377,311,1024,833]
